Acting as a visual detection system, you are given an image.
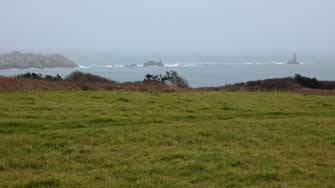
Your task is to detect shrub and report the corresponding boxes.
[294,74,322,89]
[144,74,161,82]
[16,72,63,81]
[144,71,189,88]
[164,71,189,88]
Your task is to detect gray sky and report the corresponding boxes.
[0,0,334,55]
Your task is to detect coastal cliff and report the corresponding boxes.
[0,51,78,69]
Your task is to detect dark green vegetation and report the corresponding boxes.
[0,91,335,188]
[16,72,63,81]
[16,72,114,83]
[144,71,189,88]
[294,74,323,89]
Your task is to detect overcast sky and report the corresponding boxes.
[0,0,334,55]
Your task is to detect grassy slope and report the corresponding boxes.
[0,91,335,188]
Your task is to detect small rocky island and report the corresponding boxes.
[0,51,78,69]
[143,60,164,67]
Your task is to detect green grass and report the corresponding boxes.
[0,91,335,188]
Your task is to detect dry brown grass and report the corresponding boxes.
[2,75,335,96]
[0,76,182,92]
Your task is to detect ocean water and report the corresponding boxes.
[0,54,334,87]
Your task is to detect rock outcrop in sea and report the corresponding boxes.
[143,61,164,67]
[0,51,78,69]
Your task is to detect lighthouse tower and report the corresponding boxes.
[288,53,300,64]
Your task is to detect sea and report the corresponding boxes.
[0,53,334,87]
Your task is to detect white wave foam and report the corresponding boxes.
[183,64,197,67]
[242,62,263,65]
[165,64,179,67]
[79,65,90,69]
[114,65,125,68]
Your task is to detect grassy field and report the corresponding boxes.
[0,91,335,188]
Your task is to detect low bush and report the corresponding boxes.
[144,71,189,88]
[16,72,63,81]
[294,74,322,89]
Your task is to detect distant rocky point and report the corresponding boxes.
[125,64,138,67]
[143,60,164,67]
[0,51,78,69]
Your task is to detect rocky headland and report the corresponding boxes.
[0,51,78,69]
